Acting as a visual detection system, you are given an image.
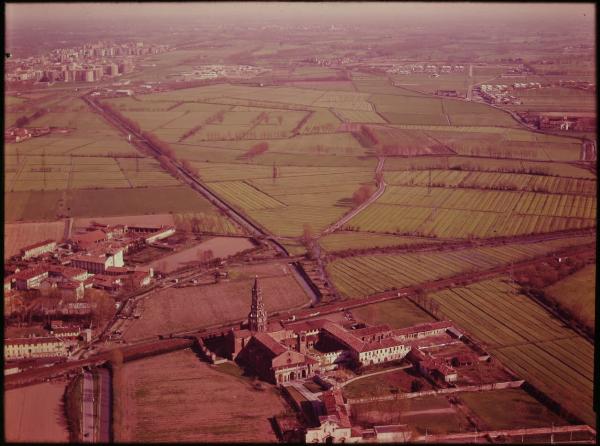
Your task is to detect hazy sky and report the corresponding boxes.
[6,2,596,26]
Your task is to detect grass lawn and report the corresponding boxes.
[343,367,433,399]
[459,388,569,430]
[351,395,470,434]
[350,299,435,328]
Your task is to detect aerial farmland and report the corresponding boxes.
[4,3,596,444]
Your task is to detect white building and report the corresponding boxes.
[5,337,68,360]
[20,239,57,260]
[70,247,124,274]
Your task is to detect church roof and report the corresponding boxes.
[272,349,317,368]
[233,328,252,338]
[321,322,365,352]
[352,324,392,338]
[253,332,287,356]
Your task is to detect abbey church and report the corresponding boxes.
[227,277,458,385]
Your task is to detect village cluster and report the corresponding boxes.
[3,222,176,366]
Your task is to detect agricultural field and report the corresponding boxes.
[4,380,70,443]
[119,349,286,442]
[390,73,469,96]
[312,90,374,111]
[287,80,357,91]
[319,232,442,253]
[97,81,595,242]
[384,170,596,195]
[208,181,286,210]
[122,262,311,341]
[5,155,179,192]
[205,169,375,237]
[298,109,341,134]
[333,109,387,124]
[428,278,595,427]
[458,388,569,430]
[508,87,597,113]
[544,265,596,332]
[423,128,583,161]
[383,155,596,179]
[361,125,455,156]
[4,93,245,229]
[5,186,237,228]
[327,235,595,298]
[4,220,66,259]
[346,185,596,238]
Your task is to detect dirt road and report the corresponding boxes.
[322,157,386,236]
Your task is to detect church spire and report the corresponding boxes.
[248,275,267,332]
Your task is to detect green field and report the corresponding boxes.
[544,265,596,332]
[384,156,595,178]
[327,236,595,298]
[99,80,595,240]
[319,232,442,253]
[385,170,596,195]
[346,185,595,238]
[429,278,595,427]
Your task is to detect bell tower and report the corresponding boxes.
[248,276,267,332]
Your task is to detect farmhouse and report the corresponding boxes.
[39,278,85,300]
[70,246,124,274]
[72,229,108,249]
[14,268,50,290]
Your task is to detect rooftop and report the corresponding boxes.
[5,336,64,346]
[253,332,288,357]
[392,321,453,337]
[321,322,365,352]
[21,239,56,252]
[14,268,49,281]
[360,337,406,353]
[351,324,392,338]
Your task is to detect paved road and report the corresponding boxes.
[322,157,386,236]
[81,371,95,442]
